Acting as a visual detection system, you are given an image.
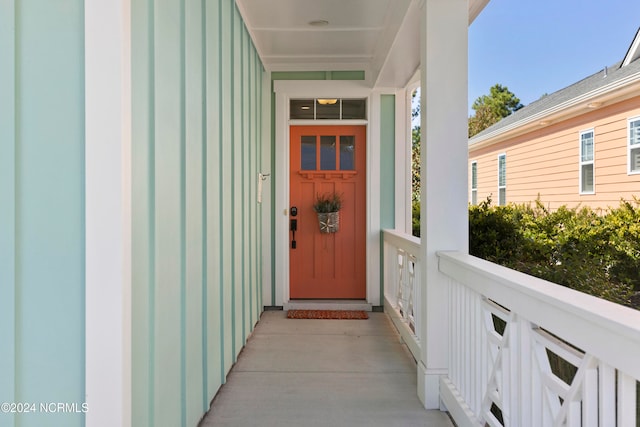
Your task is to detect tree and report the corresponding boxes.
[469,84,523,137]
[411,88,421,236]
[411,126,420,203]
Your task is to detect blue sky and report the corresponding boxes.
[469,0,640,113]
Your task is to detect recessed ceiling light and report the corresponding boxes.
[308,20,329,27]
[301,106,311,110]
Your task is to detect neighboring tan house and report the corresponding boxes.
[469,28,640,211]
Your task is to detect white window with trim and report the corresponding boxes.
[471,161,478,205]
[580,130,595,194]
[498,154,506,206]
[629,117,640,174]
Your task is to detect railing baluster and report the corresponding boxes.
[407,255,416,332]
[599,363,616,425]
[530,340,543,427]
[518,317,533,427]
[618,372,637,426]
[473,286,482,418]
[582,365,598,427]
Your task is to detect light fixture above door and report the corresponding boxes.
[317,99,338,105]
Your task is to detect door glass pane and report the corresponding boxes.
[301,136,317,170]
[339,136,355,170]
[320,136,337,170]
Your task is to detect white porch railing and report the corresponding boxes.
[438,251,640,427]
[382,229,421,361]
[382,230,640,426]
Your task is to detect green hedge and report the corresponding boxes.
[469,197,640,309]
[411,197,639,307]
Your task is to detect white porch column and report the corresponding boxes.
[418,0,469,409]
[85,0,132,425]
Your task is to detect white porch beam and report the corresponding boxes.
[418,0,469,409]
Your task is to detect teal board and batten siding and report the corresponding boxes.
[0,1,86,426]
[379,95,396,304]
[379,95,396,229]
[132,0,264,426]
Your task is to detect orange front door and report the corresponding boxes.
[289,125,366,299]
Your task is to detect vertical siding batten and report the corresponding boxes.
[232,2,243,359]
[205,0,223,395]
[203,0,223,398]
[244,23,252,332]
[245,23,255,331]
[243,16,251,343]
[258,56,265,313]
[182,0,208,418]
[199,0,209,408]
[179,0,187,424]
[147,0,157,422]
[220,0,233,377]
[241,16,254,340]
[252,46,260,321]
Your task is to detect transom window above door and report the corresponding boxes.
[290,98,366,120]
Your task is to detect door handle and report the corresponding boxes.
[290,206,298,249]
[290,219,297,249]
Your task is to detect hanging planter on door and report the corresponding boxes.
[313,192,342,233]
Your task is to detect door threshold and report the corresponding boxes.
[284,299,372,312]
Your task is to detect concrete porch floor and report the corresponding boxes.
[199,310,454,427]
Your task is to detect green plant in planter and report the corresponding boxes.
[313,192,342,213]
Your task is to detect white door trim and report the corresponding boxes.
[272,80,381,306]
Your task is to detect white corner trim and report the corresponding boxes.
[85,0,132,426]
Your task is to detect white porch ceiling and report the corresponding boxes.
[235,0,489,88]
